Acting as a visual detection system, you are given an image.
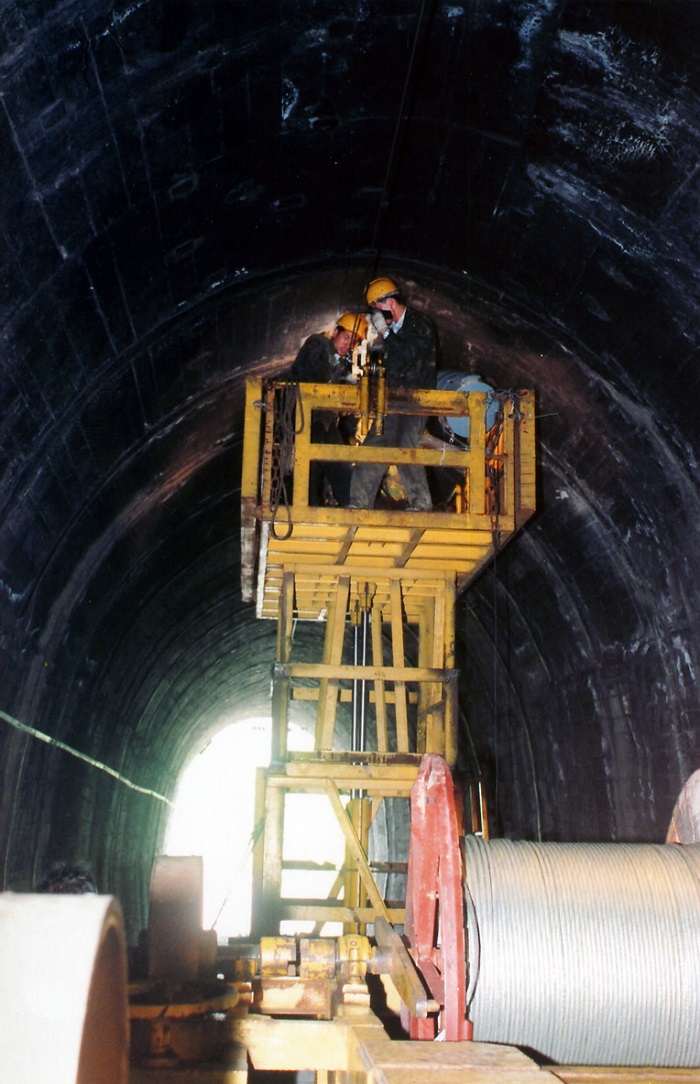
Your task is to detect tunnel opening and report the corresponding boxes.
[163,716,347,942]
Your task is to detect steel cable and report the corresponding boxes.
[463,835,700,1067]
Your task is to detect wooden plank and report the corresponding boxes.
[268,561,481,590]
[355,1039,545,1074]
[231,1016,348,1072]
[275,755,419,775]
[292,687,419,705]
[288,663,452,682]
[280,562,452,583]
[369,1071,556,1084]
[337,524,358,564]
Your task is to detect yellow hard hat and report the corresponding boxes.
[365,277,399,306]
[336,312,368,340]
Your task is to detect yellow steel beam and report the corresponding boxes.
[315,576,350,750]
[243,377,537,941]
[275,903,405,926]
[251,766,285,936]
[322,779,391,924]
[417,595,435,754]
[288,662,453,683]
[343,797,371,933]
[271,570,295,763]
[259,504,519,529]
[291,687,419,705]
[308,442,473,468]
[267,773,416,798]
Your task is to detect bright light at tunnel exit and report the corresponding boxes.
[164,718,345,941]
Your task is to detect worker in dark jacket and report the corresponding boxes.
[290,313,363,383]
[290,313,368,505]
[348,277,437,510]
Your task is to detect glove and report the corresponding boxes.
[370,310,389,336]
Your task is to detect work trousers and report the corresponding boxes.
[348,413,432,510]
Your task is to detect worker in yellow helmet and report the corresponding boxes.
[290,313,368,384]
[348,277,437,511]
[289,313,368,505]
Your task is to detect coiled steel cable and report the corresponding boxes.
[463,836,700,1067]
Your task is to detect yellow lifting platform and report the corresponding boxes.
[124,378,700,1082]
[241,380,536,619]
[240,374,536,938]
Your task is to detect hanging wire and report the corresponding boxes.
[208,810,268,932]
[365,0,438,283]
[331,0,437,317]
[0,708,171,806]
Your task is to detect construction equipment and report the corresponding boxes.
[6,369,700,1082]
[233,369,536,1061]
[124,366,700,1082]
[240,371,535,944]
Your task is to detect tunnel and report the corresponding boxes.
[1,0,699,955]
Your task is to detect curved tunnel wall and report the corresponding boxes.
[2,1,700,939]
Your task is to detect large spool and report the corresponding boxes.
[463,837,700,1067]
[0,893,128,1083]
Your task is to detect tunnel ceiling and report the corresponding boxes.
[2,0,700,922]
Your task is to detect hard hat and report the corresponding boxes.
[336,312,368,340]
[365,277,399,306]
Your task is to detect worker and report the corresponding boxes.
[348,277,437,511]
[290,312,366,384]
[290,313,368,505]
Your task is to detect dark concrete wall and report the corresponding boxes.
[1,0,699,939]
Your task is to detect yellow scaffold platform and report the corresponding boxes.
[120,377,700,1083]
[239,375,535,939]
[241,379,536,621]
